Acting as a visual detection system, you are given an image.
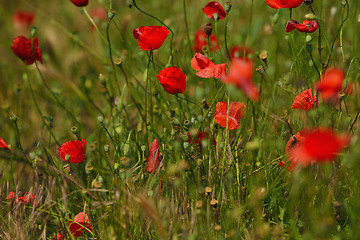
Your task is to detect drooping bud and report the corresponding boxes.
[204,23,213,38]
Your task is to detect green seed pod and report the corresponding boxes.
[71,126,78,134]
[104,144,110,152]
[108,10,116,20]
[10,115,17,122]
[97,116,104,123]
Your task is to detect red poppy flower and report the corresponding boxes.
[6,191,35,205]
[89,7,107,30]
[265,0,304,9]
[52,233,64,240]
[67,212,92,238]
[13,11,35,28]
[286,20,318,33]
[70,0,88,7]
[187,131,217,146]
[148,139,160,174]
[315,68,345,102]
[191,53,226,79]
[202,1,227,20]
[0,137,9,150]
[156,67,186,94]
[194,30,218,53]
[214,101,246,130]
[279,130,307,170]
[11,36,43,65]
[230,46,255,60]
[57,140,87,164]
[133,26,169,51]
[222,59,259,101]
[288,128,349,166]
[291,89,318,111]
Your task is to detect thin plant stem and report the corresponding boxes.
[224,15,231,60]
[183,0,193,56]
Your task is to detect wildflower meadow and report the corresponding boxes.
[1,0,360,239]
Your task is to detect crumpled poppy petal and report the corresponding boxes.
[291,89,318,111]
[148,139,160,174]
[57,140,87,164]
[191,53,226,79]
[156,67,186,94]
[11,36,43,65]
[214,101,246,130]
[202,1,227,20]
[191,53,212,71]
[286,20,318,33]
[133,26,169,51]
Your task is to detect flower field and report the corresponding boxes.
[1,0,360,239]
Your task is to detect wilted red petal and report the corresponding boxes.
[291,89,318,111]
[191,53,226,79]
[286,20,318,33]
[11,36,43,65]
[148,139,160,174]
[315,68,345,102]
[202,1,227,20]
[13,11,35,28]
[266,0,304,9]
[289,128,350,166]
[133,26,169,51]
[194,30,218,53]
[222,59,259,101]
[214,101,246,130]
[57,140,87,164]
[0,137,9,150]
[156,67,186,94]
[70,0,88,7]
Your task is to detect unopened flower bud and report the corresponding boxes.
[305,13,316,20]
[204,23,213,38]
[104,144,110,152]
[31,27,37,37]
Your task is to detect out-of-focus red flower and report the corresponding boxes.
[280,130,307,170]
[156,67,186,94]
[148,139,160,174]
[288,128,350,166]
[133,26,169,51]
[52,233,64,240]
[6,191,35,205]
[202,1,227,20]
[286,20,318,33]
[291,89,318,111]
[57,140,87,164]
[187,131,217,146]
[265,0,304,9]
[89,7,107,30]
[194,30,218,53]
[0,137,9,150]
[222,59,259,101]
[70,0,88,7]
[13,11,35,28]
[315,68,345,102]
[191,53,226,79]
[344,82,360,95]
[230,46,255,60]
[11,36,43,65]
[67,212,92,238]
[214,101,246,130]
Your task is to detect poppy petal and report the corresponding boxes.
[156,67,186,94]
[202,1,227,20]
[133,26,169,51]
[214,101,246,130]
[0,137,9,150]
[291,89,318,111]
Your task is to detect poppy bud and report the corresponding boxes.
[30,27,37,37]
[183,142,190,149]
[305,13,316,20]
[225,2,232,13]
[29,152,36,160]
[108,10,116,20]
[204,23,213,38]
[97,115,104,123]
[141,144,146,152]
[104,144,110,152]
